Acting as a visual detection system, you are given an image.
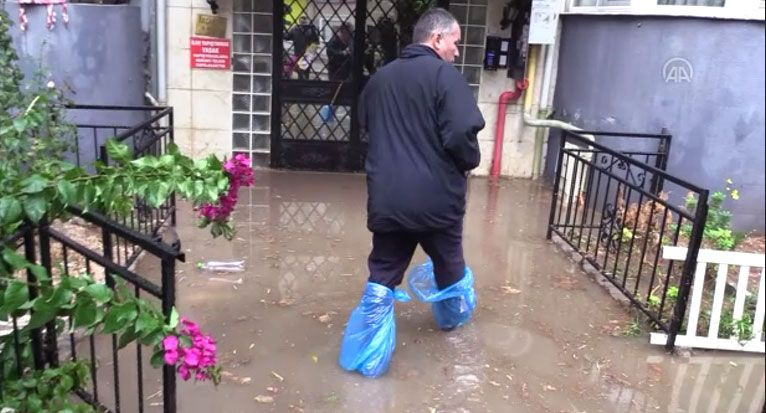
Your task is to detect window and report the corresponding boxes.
[232,0,274,161]
[567,0,764,19]
[451,0,488,100]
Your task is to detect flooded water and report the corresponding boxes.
[159,171,764,412]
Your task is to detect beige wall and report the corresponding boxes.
[164,0,543,178]
[473,0,536,178]
[167,0,234,159]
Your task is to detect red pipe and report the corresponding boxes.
[490,79,529,179]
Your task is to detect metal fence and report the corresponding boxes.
[1,209,182,412]
[1,104,182,411]
[68,105,177,267]
[547,130,709,351]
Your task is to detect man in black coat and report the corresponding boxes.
[359,8,484,293]
[338,8,484,378]
[285,16,320,79]
[327,23,353,81]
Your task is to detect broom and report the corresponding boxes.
[320,81,344,123]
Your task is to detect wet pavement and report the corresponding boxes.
[164,171,764,412]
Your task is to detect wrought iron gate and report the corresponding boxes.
[271,0,448,171]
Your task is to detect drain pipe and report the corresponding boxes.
[490,79,529,179]
[531,45,556,178]
[157,0,167,103]
[522,44,595,177]
[491,44,595,180]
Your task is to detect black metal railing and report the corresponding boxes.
[1,210,182,412]
[67,105,177,267]
[547,130,708,351]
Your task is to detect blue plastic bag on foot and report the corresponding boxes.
[407,261,476,331]
[338,282,410,377]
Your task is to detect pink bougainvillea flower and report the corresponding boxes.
[162,316,220,383]
[199,154,255,223]
[178,364,191,381]
[163,335,179,351]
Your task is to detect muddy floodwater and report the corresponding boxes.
[130,171,764,412]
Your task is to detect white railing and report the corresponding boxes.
[651,246,766,353]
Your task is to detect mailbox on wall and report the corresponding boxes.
[484,36,512,71]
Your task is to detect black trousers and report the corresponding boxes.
[368,221,465,290]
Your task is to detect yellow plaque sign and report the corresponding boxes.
[194,14,227,39]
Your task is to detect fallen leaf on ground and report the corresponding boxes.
[271,371,285,382]
[254,395,274,403]
[312,355,319,363]
[552,274,581,290]
[278,298,296,307]
[489,381,501,387]
[500,286,522,294]
[266,386,279,394]
[249,343,255,349]
[318,313,332,324]
[647,364,663,377]
[543,384,557,391]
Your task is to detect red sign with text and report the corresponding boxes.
[190,37,230,70]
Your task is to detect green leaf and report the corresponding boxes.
[206,155,222,171]
[13,117,28,132]
[139,327,165,346]
[150,349,165,368]
[158,154,175,168]
[28,264,50,282]
[56,373,75,392]
[23,193,48,223]
[57,180,78,205]
[157,181,172,203]
[72,298,97,328]
[136,311,159,335]
[102,301,137,334]
[169,307,179,329]
[3,280,29,313]
[193,181,205,198]
[2,248,29,270]
[206,182,221,202]
[118,325,139,349]
[36,381,52,398]
[81,186,97,208]
[106,139,132,163]
[179,335,193,348]
[62,275,88,291]
[177,180,194,198]
[48,286,74,308]
[27,395,43,411]
[20,174,48,194]
[0,196,23,225]
[83,283,113,305]
[146,182,162,207]
[217,176,230,191]
[28,302,57,329]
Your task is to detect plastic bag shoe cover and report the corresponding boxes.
[407,260,476,331]
[338,282,410,377]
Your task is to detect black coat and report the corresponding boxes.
[360,44,485,233]
[326,35,351,81]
